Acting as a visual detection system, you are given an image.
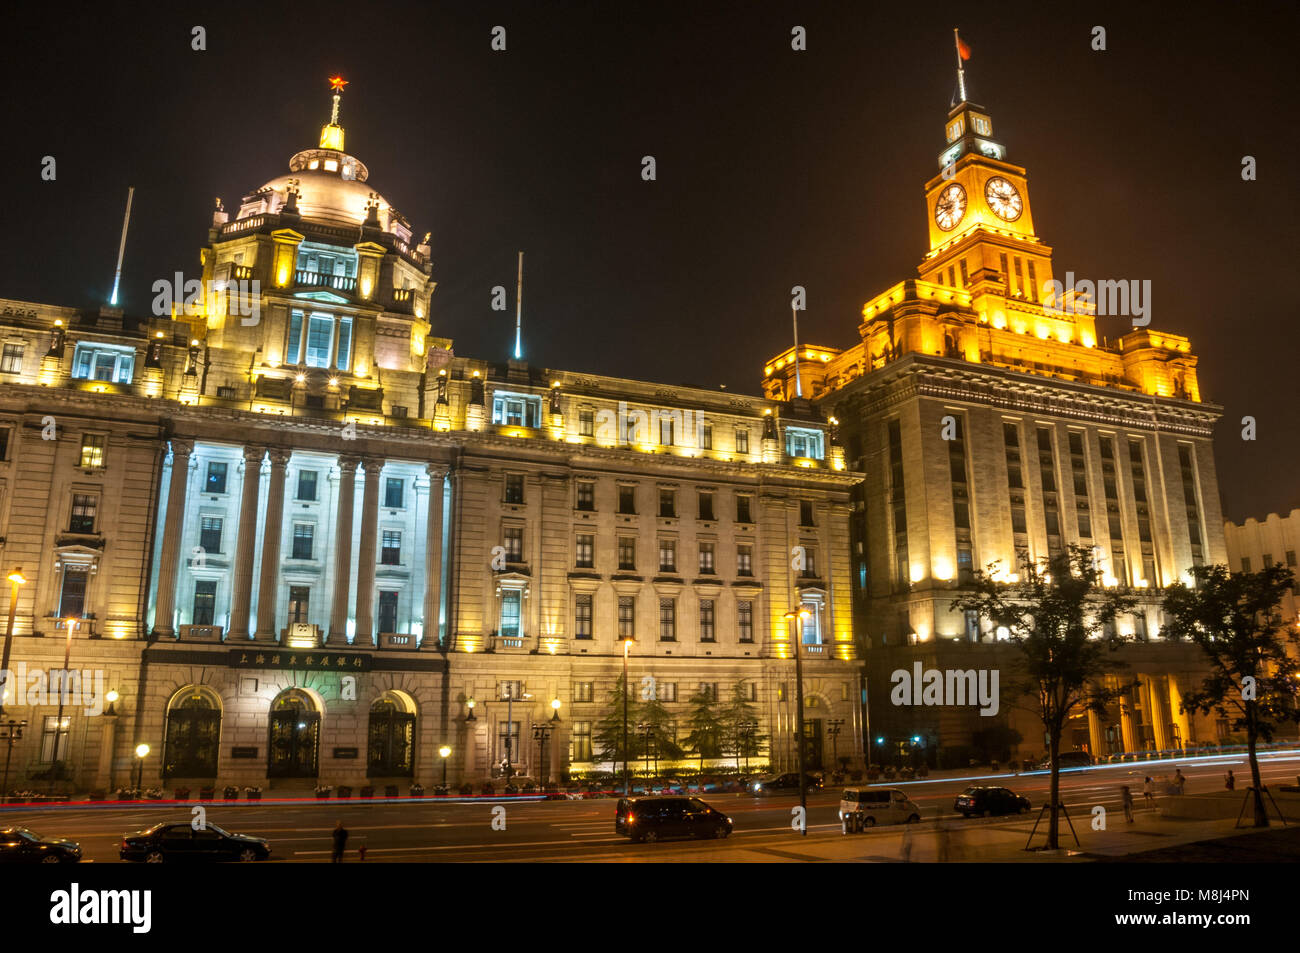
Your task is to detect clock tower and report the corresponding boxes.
[920,96,1054,306]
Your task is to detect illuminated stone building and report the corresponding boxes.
[1224,510,1300,633]
[0,85,860,793]
[763,91,1229,765]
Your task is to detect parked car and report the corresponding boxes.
[1038,751,1093,770]
[0,827,82,863]
[615,796,733,842]
[838,788,922,826]
[749,773,823,796]
[120,822,270,862]
[954,786,1031,817]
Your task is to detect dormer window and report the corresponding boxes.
[286,310,352,370]
[946,117,965,142]
[491,392,542,428]
[72,343,135,384]
[323,159,338,172]
[784,426,824,460]
[972,115,990,135]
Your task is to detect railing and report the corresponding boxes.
[179,624,223,642]
[221,214,275,235]
[295,270,357,292]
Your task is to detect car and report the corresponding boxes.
[748,772,823,796]
[839,788,922,826]
[615,796,733,843]
[0,827,82,863]
[120,822,271,862]
[954,786,1031,817]
[1038,751,1093,770]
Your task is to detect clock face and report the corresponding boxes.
[934,183,966,231]
[984,176,1023,221]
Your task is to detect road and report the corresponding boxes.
[4,748,1298,862]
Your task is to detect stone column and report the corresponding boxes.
[327,455,361,645]
[227,446,265,641]
[421,464,448,649]
[353,455,383,646]
[1167,674,1191,748]
[1119,692,1137,753]
[1087,707,1106,761]
[253,449,292,642]
[93,712,119,791]
[1145,675,1172,751]
[151,438,194,639]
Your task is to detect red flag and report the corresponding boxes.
[957,35,971,60]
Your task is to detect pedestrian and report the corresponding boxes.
[1142,776,1154,805]
[1225,769,1235,791]
[1173,769,1186,794]
[1121,785,1134,823]
[331,820,348,863]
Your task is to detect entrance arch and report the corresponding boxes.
[267,688,321,778]
[367,690,416,777]
[162,685,222,779]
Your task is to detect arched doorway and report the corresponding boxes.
[162,686,222,779]
[267,688,320,778]
[367,691,416,778]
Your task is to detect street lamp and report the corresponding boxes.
[636,722,655,785]
[532,723,554,788]
[550,697,562,723]
[438,744,451,788]
[784,604,812,836]
[827,718,845,774]
[0,568,27,718]
[0,719,26,804]
[133,743,150,793]
[622,634,633,796]
[465,697,476,722]
[50,616,77,786]
[737,720,758,774]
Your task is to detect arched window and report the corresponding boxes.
[367,692,415,778]
[162,687,222,779]
[267,688,320,779]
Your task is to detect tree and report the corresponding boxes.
[951,545,1136,849]
[593,674,639,776]
[720,681,766,772]
[1161,563,1300,827]
[683,689,723,773]
[637,697,683,776]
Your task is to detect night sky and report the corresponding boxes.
[1,1,1295,523]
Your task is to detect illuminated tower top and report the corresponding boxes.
[321,75,348,151]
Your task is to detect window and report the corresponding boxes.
[297,470,318,501]
[575,534,594,569]
[381,530,401,565]
[69,494,97,534]
[701,424,713,450]
[698,542,715,575]
[0,426,9,462]
[206,461,228,494]
[58,567,88,618]
[658,488,676,518]
[40,715,72,764]
[698,491,715,521]
[0,343,23,374]
[287,310,303,363]
[292,524,314,560]
[72,343,134,384]
[336,317,353,371]
[503,526,524,563]
[659,682,678,702]
[579,410,594,436]
[573,682,594,703]
[659,598,676,641]
[738,601,754,642]
[192,580,217,625]
[491,392,542,428]
[1262,553,1273,569]
[698,682,718,702]
[576,481,595,511]
[385,477,404,509]
[801,548,818,577]
[199,516,223,554]
[1240,558,1252,573]
[801,604,821,645]
[574,594,593,639]
[959,259,969,287]
[737,544,753,577]
[618,486,636,514]
[572,721,592,762]
[735,428,750,454]
[736,494,753,523]
[288,586,310,623]
[306,315,333,367]
[785,427,824,460]
[658,538,677,573]
[618,596,635,639]
[800,500,815,526]
[378,591,399,635]
[500,591,521,638]
[659,415,675,446]
[617,537,636,571]
[80,433,107,469]
[699,600,715,642]
[1027,261,1039,302]
[504,474,524,504]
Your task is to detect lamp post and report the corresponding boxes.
[636,722,655,787]
[737,720,757,774]
[622,635,633,796]
[50,617,77,786]
[827,718,845,774]
[1,719,25,804]
[784,604,812,836]
[438,744,451,788]
[0,568,27,718]
[532,723,554,789]
[133,743,150,794]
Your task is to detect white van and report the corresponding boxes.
[839,788,922,827]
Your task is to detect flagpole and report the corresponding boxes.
[953,28,967,103]
[514,251,523,360]
[791,304,803,399]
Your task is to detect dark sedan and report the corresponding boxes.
[120,823,270,862]
[615,796,733,842]
[0,827,82,863]
[748,772,823,796]
[954,786,1031,817]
